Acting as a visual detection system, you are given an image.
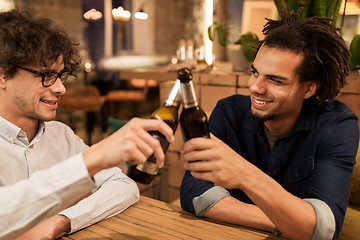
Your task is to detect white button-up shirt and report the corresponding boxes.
[0,117,139,239]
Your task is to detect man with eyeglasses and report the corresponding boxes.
[0,10,174,240]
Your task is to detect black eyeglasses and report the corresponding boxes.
[17,66,77,87]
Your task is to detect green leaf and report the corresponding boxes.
[274,0,342,20]
[216,25,227,47]
[207,22,227,47]
[273,0,285,17]
[299,0,312,18]
[314,0,326,17]
[326,0,338,17]
[287,0,301,12]
[208,24,215,41]
[349,34,360,68]
[240,33,260,62]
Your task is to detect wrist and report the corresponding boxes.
[83,145,103,177]
[237,161,263,190]
[53,214,71,238]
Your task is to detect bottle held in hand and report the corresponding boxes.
[179,68,210,142]
[127,80,181,184]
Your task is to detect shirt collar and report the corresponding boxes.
[0,116,46,144]
[0,116,22,143]
[33,121,46,143]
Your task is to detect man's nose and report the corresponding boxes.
[50,77,66,95]
[248,76,266,94]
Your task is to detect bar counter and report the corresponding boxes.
[61,196,285,240]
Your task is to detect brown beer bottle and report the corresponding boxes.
[179,68,210,142]
[127,80,181,184]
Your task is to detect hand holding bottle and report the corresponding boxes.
[83,117,174,178]
[181,133,255,190]
[127,80,181,184]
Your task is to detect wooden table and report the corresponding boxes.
[61,196,284,240]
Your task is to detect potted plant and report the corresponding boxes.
[274,0,360,70]
[208,22,259,71]
[273,0,343,23]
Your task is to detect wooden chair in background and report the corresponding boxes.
[104,78,157,117]
[59,85,105,144]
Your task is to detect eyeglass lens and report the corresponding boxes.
[43,71,72,87]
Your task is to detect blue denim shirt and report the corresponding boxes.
[180,95,359,239]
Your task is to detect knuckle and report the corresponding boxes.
[149,137,161,148]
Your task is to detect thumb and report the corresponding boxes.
[210,133,220,141]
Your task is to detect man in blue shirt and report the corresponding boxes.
[180,9,359,240]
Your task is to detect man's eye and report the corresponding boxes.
[45,72,57,78]
[250,70,258,77]
[270,78,282,84]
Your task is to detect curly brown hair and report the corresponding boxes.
[257,8,350,102]
[0,9,81,79]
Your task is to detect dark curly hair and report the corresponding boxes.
[0,9,81,79]
[257,8,350,102]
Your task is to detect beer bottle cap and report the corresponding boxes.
[177,68,192,83]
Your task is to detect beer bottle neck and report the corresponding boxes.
[181,80,198,109]
[165,80,181,108]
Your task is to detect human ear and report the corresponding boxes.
[0,71,6,89]
[304,81,318,99]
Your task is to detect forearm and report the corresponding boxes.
[241,166,316,240]
[14,215,71,240]
[203,195,275,232]
[0,156,96,240]
[59,167,139,233]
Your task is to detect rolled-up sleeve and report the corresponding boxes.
[304,198,335,240]
[193,186,230,217]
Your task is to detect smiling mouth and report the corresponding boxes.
[40,99,57,105]
[253,98,274,105]
[254,99,268,104]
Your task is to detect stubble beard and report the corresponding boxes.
[249,108,275,122]
[13,96,56,122]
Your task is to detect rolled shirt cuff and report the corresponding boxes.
[192,186,230,217]
[303,198,335,240]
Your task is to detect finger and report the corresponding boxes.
[182,137,212,154]
[121,140,148,164]
[135,137,155,159]
[182,147,216,163]
[210,133,218,140]
[133,118,174,143]
[135,128,165,168]
[210,133,226,144]
[184,158,215,172]
[146,134,165,168]
[153,147,165,168]
[128,148,147,165]
[116,124,155,160]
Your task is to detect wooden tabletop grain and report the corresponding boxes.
[60,196,284,240]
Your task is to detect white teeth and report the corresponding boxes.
[41,100,55,104]
[254,99,267,104]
